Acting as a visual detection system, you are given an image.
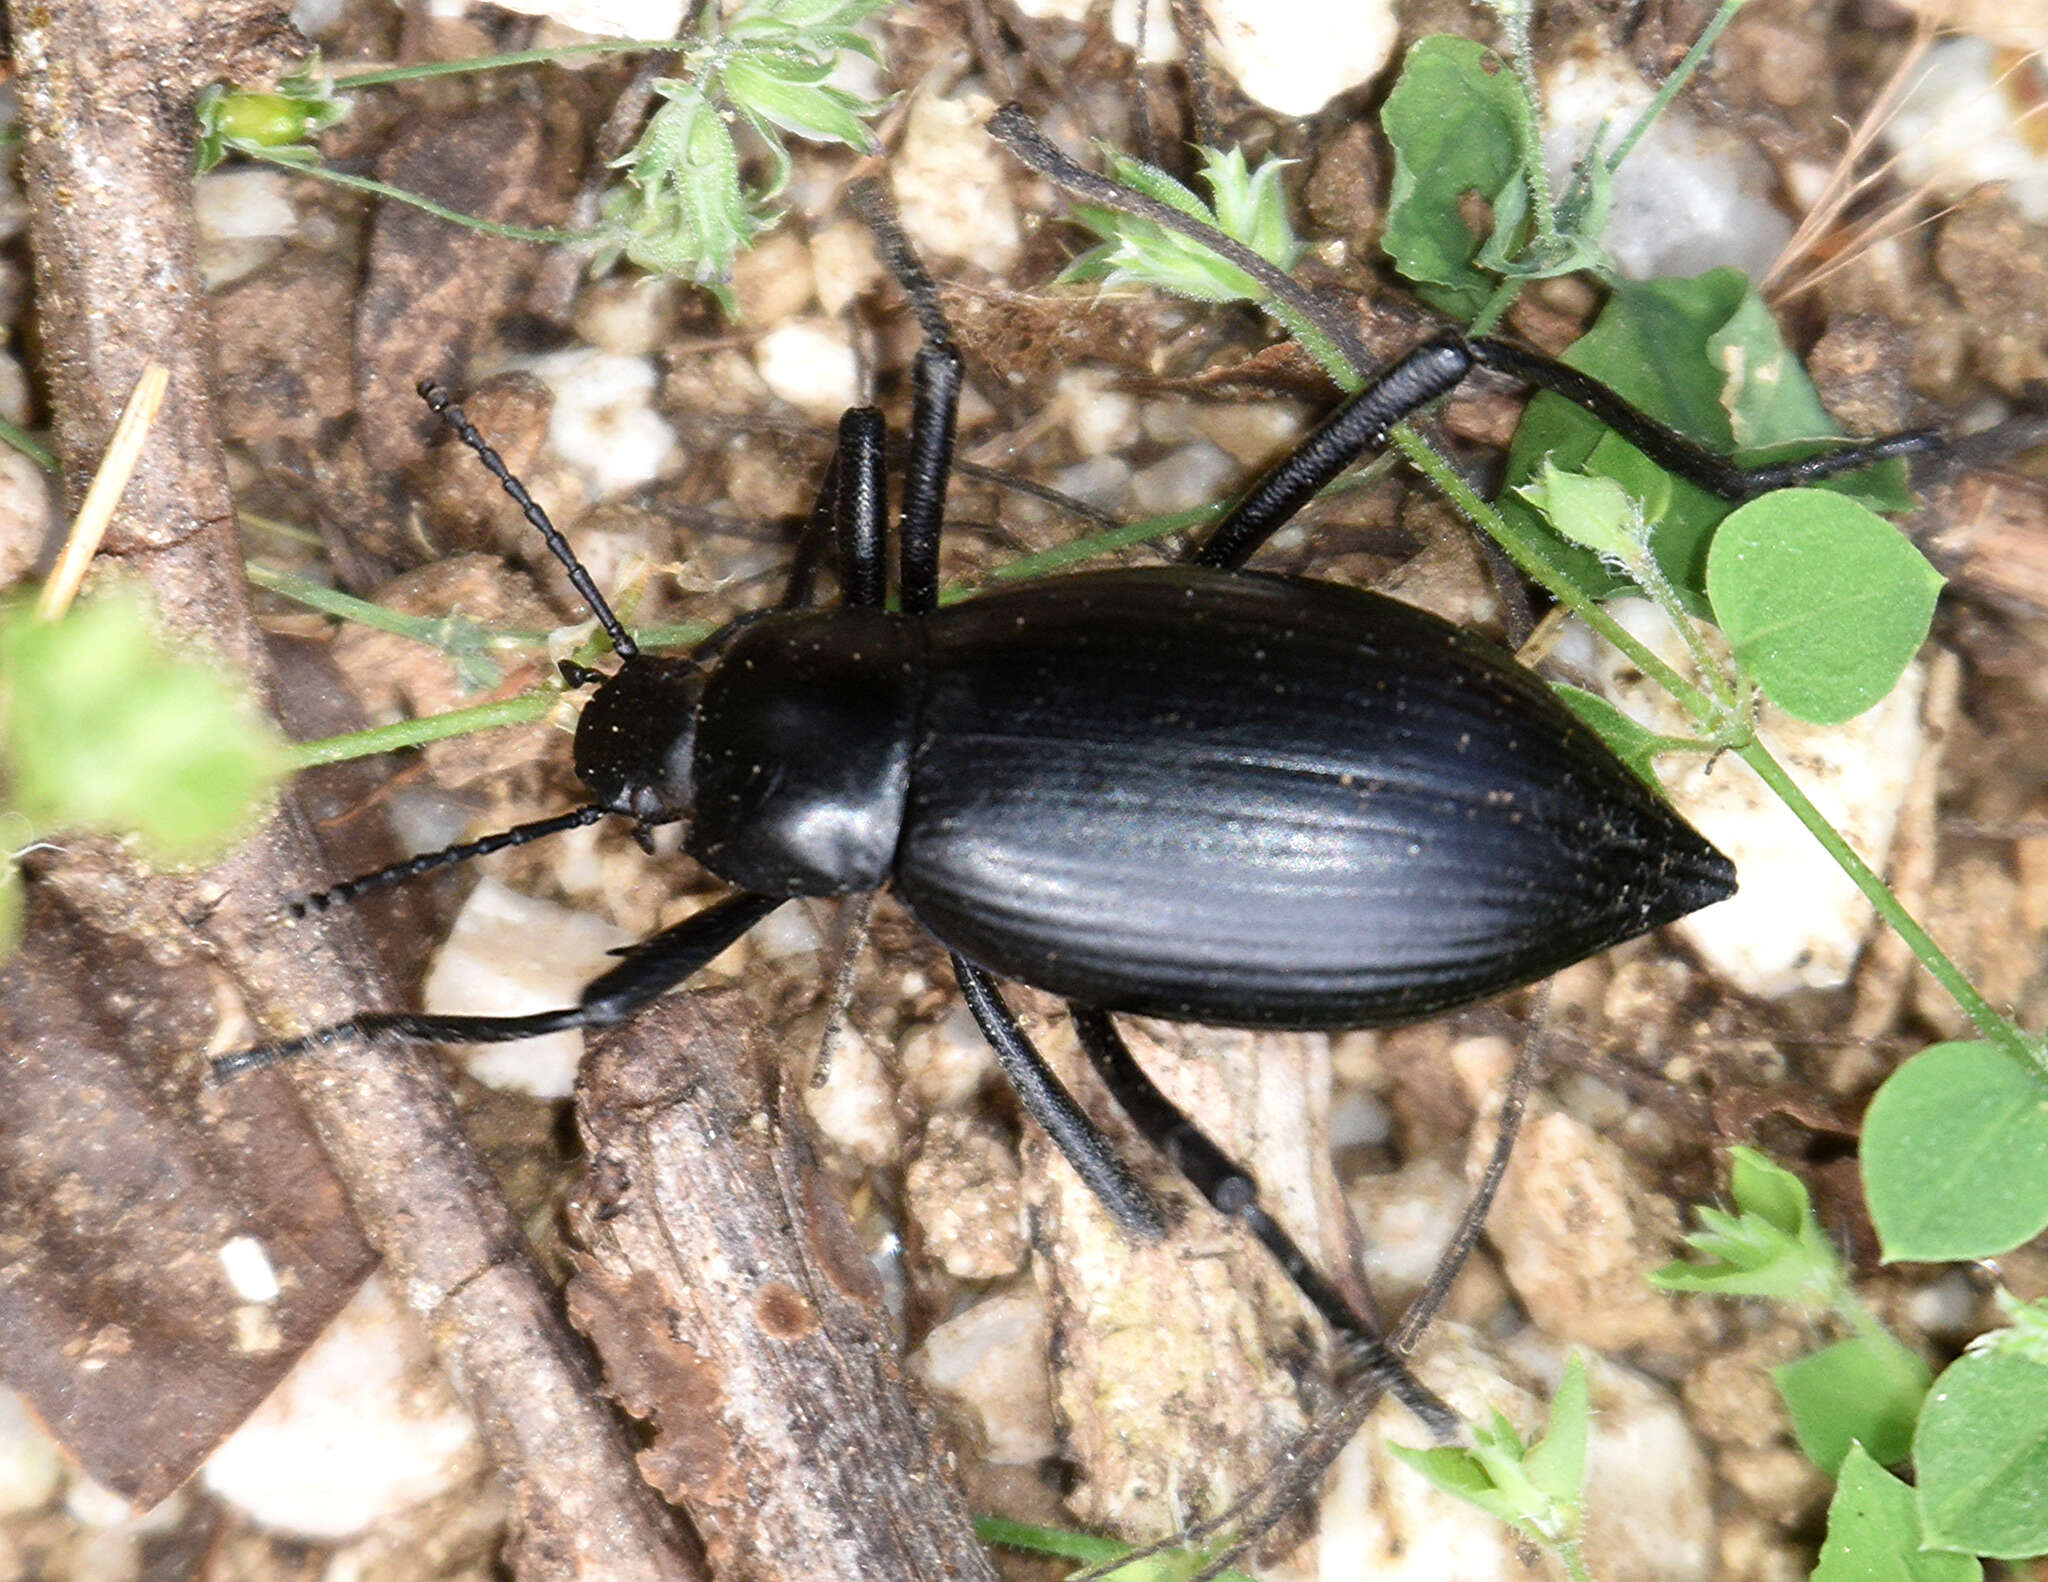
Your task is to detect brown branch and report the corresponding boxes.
[568,994,999,1582]
[8,2,700,1575]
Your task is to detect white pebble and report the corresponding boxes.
[1049,453,1133,513]
[1056,366,1140,458]
[1131,440,1237,514]
[1318,1330,1712,1580]
[424,876,637,1099]
[804,1022,902,1165]
[911,1287,1056,1464]
[518,347,677,499]
[1078,0,1395,115]
[1885,38,2048,224]
[0,1390,61,1517]
[900,1002,998,1109]
[748,899,824,962]
[893,90,1021,272]
[0,348,35,428]
[291,0,348,36]
[193,169,298,242]
[1200,0,1398,118]
[475,0,684,35]
[65,1477,184,1534]
[0,447,55,589]
[1543,55,1791,282]
[1349,1157,1469,1308]
[218,1235,281,1304]
[753,317,861,421]
[202,1277,482,1541]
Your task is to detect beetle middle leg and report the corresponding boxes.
[1068,1006,1461,1439]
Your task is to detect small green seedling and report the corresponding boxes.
[0,587,287,957]
[1389,1352,1593,1580]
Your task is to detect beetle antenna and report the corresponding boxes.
[846,177,957,350]
[418,382,639,659]
[288,804,609,917]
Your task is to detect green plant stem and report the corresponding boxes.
[330,38,690,90]
[1468,277,1524,339]
[1498,7,1562,256]
[0,416,57,474]
[1555,1537,1596,1582]
[1390,428,1714,723]
[961,504,1224,592]
[1267,297,1363,391]
[284,690,557,769]
[1603,0,1746,176]
[246,562,528,650]
[243,146,599,246]
[1735,736,2031,1060]
[1625,550,1740,717]
[971,1514,1257,1582]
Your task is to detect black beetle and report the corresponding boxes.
[216,210,1948,1429]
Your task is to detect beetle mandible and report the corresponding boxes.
[217,190,1951,1430]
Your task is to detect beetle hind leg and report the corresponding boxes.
[950,955,1169,1239]
[1068,1007,1458,1440]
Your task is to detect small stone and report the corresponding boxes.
[1480,1110,1688,1351]
[731,230,817,327]
[0,1390,61,1517]
[1576,1354,1716,1580]
[0,447,56,589]
[203,1277,483,1541]
[424,876,637,1099]
[192,169,298,243]
[1054,367,1139,460]
[809,219,886,318]
[1887,38,2048,223]
[1320,1331,1706,1581]
[571,275,685,358]
[520,347,677,499]
[1191,399,1308,469]
[1130,441,1237,514]
[893,90,1021,272]
[1048,455,1132,513]
[804,1021,902,1166]
[753,317,861,420]
[906,1115,1027,1281]
[217,1235,282,1304]
[1719,1441,1833,1524]
[1349,1157,1467,1307]
[1541,54,1792,281]
[1096,0,1397,117]
[480,0,683,36]
[912,1286,1056,1464]
[900,1002,998,1109]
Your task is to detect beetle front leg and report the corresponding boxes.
[212,892,785,1079]
[949,955,1169,1239]
[1068,1008,1458,1440]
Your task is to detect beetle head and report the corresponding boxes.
[571,655,703,826]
